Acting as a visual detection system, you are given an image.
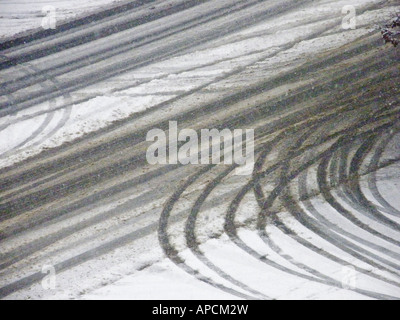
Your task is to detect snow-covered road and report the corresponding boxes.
[0,0,125,39]
[0,0,399,300]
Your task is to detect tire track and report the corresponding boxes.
[0,36,393,219]
[0,0,209,68]
[0,26,384,194]
[253,112,400,284]
[0,2,399,300]
[0,0,163,51]
[224,124,399,298]
[164,109,400,299]
[0,55,73,159]
[0,0,315,117]
[334,132,400,230]
[0,0,264,94]
[367,130,400,216]
[299,150,400,262]
[158,165,259,300]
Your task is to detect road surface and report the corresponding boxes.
[0,0,399,299]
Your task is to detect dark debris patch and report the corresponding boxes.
[382,14,400,47]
